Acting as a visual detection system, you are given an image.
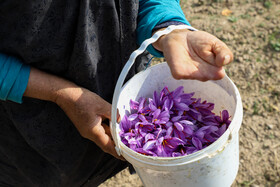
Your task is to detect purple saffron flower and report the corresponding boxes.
[215,110,231,127]
[170,86,184,102]
[192,136,203,150]
[129,99,139,111]
[172,144,188,157]
[174,102,190,111]
[180,92,195,104]
[130,97,151,115]
[212,110,231,137]
[135,121,154,135]
[162,97,174,112]
[120,115,134,133]
[166,120,194,141]
[143,136,185,157]
[127,137,142,150]
[185,108,202,122]
[186,99,215,123]
[180,120,195,135]
[185,146,200,155]
[151,90,163,109]
[135,148,157,157]
[192,99,215,116]
[191,125,220,149]
[127,113,139,121]
[151,109,170,125]
[145,133,156,142]
[202,115,220,126]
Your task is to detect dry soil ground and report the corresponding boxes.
[100,0,280,186]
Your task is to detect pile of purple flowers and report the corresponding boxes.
[119,86,231,157]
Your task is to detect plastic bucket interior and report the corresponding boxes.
[111,25,243,187]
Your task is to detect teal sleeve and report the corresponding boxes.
[137,0,191,57]
[0,55,10,90]
[7,64,30,103]
[0,53,31,103]
[0,56,23,100]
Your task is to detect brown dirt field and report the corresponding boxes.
[100,1,280,186]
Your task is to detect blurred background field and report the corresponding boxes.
[100,0,280,186]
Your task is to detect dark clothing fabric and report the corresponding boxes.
[0,1,144,186]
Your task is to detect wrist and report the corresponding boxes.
[152,28,191,52]
[152,27,168,52]
[153,28,192,52]
[54,86,81,105]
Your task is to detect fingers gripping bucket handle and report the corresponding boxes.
[111,25,197,156]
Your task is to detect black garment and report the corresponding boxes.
[0,1,145,186]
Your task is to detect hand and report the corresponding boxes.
[55,87,123,160]
[24,68,123,160]
[153,29,233,81]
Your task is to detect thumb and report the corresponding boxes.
[90,116,124,160]
[212,39,234,67]
[99,102,121,123]
[98,100,112,120]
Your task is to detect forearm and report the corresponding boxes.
[0,53,82,105]
[23,67,83,106]
[10,60,121,159]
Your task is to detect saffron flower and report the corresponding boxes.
[119,86,231,157]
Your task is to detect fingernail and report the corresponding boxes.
[223,55,231,65]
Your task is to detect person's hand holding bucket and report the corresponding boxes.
[153,29,234,81]
[24,68,124,160]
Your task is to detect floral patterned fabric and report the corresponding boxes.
[0,1,145,186]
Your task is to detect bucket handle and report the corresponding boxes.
[111,25,197,156]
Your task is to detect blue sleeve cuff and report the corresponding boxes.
[7,64,30,103]
[0,56,23,100]
[137,0,191,57]
[0,53,30,104]
[152,21,187,33]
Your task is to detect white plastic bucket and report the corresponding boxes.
[111,25,243,187]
